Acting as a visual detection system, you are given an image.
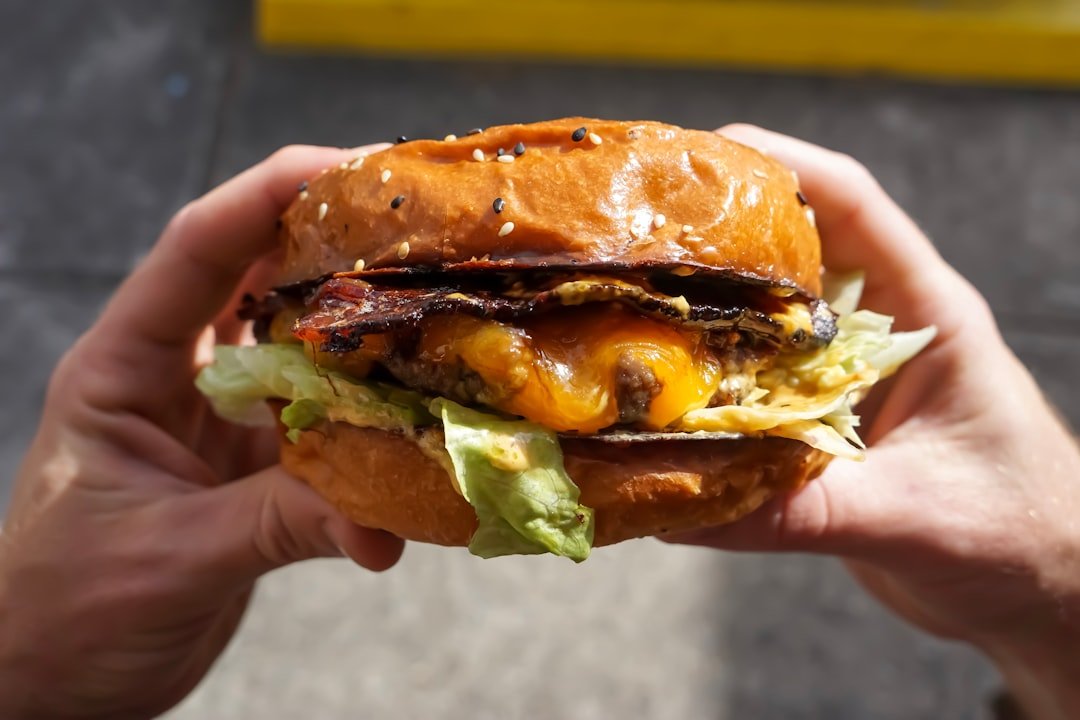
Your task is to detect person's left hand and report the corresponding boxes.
[0,145,404,719]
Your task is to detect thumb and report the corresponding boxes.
[181,465,404,590]
[661,448,912,558]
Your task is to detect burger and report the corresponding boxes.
[197,118,934,562]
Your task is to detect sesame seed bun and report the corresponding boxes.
[271,118,834,552]
[278,117,823,297]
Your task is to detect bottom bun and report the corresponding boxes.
[279,419,832,548]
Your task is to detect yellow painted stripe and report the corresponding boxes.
[258,0,1080,86]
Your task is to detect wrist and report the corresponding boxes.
[982,628,1080,720]
[0,581,29,718]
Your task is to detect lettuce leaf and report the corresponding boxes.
[195,344,434,434]
[433,399,594,562]
[197,344,594,562]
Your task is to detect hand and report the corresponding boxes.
[0,145,404,719]
[667,126,1080,719]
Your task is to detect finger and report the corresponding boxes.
[715,124,960,330]
[661,448,921,560]
[211,252,285,346]
[94,143,390,360]
[717,124,941,276]
[179,465,405,591]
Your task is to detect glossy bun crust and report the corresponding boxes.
[279,117,823,296]
[279,421,832,548]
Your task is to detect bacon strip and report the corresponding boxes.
[291,278,836,353]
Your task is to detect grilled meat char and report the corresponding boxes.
[245,270,835,431]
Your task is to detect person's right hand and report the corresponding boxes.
[667,125,1080,719]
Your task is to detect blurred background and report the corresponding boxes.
[2,1,1079,718]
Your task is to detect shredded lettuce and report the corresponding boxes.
[433,399,594,562]
[675,273,935,458]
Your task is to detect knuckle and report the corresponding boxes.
[161,199,200,243]
[266,144,308,167]
[831,151,876,187]
[953,275,998,335]
[254,489,311,566]
[716,122,761,135]
[774,482,834,550]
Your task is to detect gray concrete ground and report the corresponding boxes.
[3,2,1079,718]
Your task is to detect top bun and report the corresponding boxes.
[279,118,823,296]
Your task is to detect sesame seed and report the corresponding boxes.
[472,148,485,162]
[497,147,506,156]
[796,190,808,206]
[653,213,666,229]
[444,134,457,141]
[806,207,817,226]
[513,141,525,156]
[390,194,406,209]
[318,202,328,220]
[571,127,587,142]
[353,258,366,272]
[685,235,704,245]
[396,136,408,144]
[339,161,349,170]
[498,221,515,237]
[349,156,365,170]
[752,169,768,179]
[467,127,483,135]
[493,197,505,214]
[299,190,309,201]
[588,132,602,145]
[496,154,514,164]
[681,224,694,234]
[297,180,308,192]
[381,169,392,183]
[397,241,410,259]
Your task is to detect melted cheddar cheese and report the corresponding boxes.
[415,305,722,433]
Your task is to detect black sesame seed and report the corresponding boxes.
[513,141,525,156]
[467,127,483,135]
[493,197,505,214]
[497,147,506,157]
[297,180,308,192]
[396,136,408,144]
[390,195,406,209]
[796,190,808,206]
[571,126,587,142]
